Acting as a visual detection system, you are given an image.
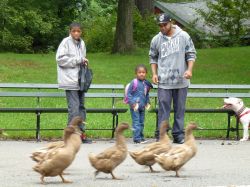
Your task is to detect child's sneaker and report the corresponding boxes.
[140,139,148,144]
[133,140,141,144]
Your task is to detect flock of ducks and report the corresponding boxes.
[30,116,198,184]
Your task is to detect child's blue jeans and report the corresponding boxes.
[130,108,145,142]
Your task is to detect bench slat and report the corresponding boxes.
[1,83,250,90]
[187,92,250,98]
[0,108,128,113]
[189,84,250,89]
[1,92,250,98]
[149,108,234,114]
[0,83,124,89]
[152,84,250,89]
[0,92,124,98]
[149,92,250,98]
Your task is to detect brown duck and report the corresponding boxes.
[31,141,64,163]
[154,123,198,177]
[31,116,83,184]
[129,120,171,172]
[31,121,86,163]
[88,122,129,179]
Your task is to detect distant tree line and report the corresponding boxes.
[0,0,92,53]
[0,0,249,53]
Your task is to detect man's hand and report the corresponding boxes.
[152,74,159,84]
[151,64,158,84]
[83,58,89,66]
[183,70,192,79]
[184,61,194,79]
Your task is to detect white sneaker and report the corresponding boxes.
[140,140,148,144]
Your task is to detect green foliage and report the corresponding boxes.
[83,15,116,52]
[0,0,87,53]
[160,0,195,2]
[74,0,117,52]
[81,6,159,52]
[197,0,250,46]
[93,0,118,14]
[0,0,199,53]
[133,8,158,48]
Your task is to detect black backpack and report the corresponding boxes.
[79,64,93,92]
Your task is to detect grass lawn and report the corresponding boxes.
[0,46,249,140]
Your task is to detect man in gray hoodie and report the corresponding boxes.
[149,14,196,144]
[56,22,92,143]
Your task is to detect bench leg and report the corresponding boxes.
[226,113,231,140]
[111,113,116,139]
[154,112,158,139]
[116,113,118,129]
[36,112,41,142]
[236,117,240,140]
[111,113,119,139]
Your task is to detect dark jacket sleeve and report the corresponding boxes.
[146,91,150,104]
[127,81,137,105]
[185,34,197,62]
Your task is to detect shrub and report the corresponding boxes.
[0,29,33,53]
[133,9,158,48]
[82,14,116,52]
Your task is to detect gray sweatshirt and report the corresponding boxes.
[56,35,86,90]
[149,25,196,89]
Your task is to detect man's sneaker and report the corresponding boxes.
[173,139,184,144]
[81,133,92,144]
[82,138,93,144]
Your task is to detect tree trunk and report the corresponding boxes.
[135,0,153,16]
[112,0,134,53]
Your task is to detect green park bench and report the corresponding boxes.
[0,83,250,141]
[0,83,126,140]
[149,84,250,140]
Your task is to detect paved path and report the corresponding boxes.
[0,140,250,187]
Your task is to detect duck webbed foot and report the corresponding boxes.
[149,166,157,173]
[111,172,122,180]
[40,175,45,184]
[59,174,72,183]
[94,171,99,179]
[175,170,180,177]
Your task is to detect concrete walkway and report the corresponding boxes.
[0,140,250,187]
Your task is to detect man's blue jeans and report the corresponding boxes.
[156,87,188,142]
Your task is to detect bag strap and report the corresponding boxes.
[132,79,138,92]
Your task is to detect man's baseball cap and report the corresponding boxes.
[157,13,171,24]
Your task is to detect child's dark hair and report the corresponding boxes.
[135,64,147,73]
[69,22,82,30]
